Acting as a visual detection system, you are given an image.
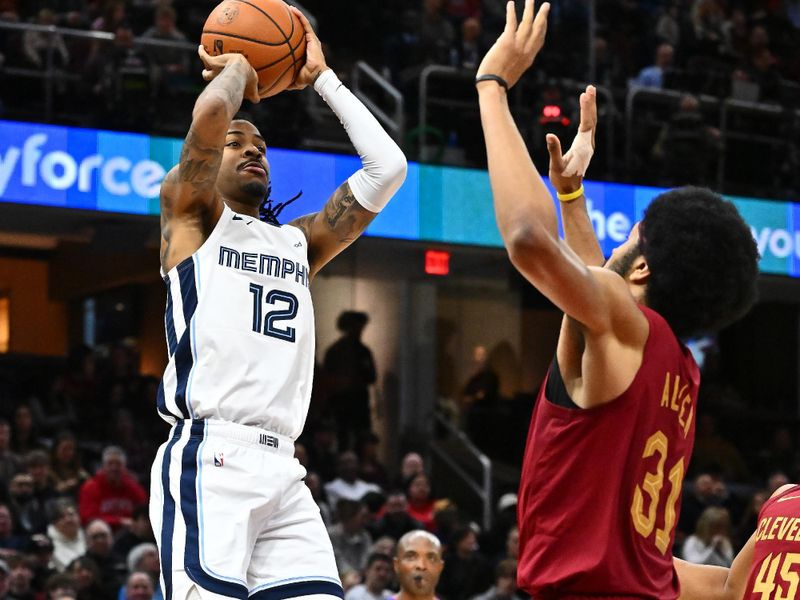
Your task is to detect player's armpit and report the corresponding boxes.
[289,181,377,279]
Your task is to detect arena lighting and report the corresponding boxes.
[425,250,450,276]
[539,104,571,126]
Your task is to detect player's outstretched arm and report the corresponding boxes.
[287,7,407,279]
[549,85,604,268]
[477,0,645,340]
[159,48,260,272]
[675,532,755,600]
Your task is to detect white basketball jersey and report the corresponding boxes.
[157,204,314,439]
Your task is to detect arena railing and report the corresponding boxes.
[431,410,493,531]
[0,20,196,122]
[351,60,404,144]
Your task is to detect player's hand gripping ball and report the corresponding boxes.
[201,0,307,98]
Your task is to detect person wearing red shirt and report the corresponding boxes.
[476,1,759,597]
[78,446,146,530]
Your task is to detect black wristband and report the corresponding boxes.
[475,74,509,91]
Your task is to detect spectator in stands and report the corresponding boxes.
[405,474,436,532]
[66,556,105,600]
[767,470,790,494]
[735,489,767,548]
[682,506,734,567]
[91,0,125,33]
[678,472,730,544]
[325,452,381,510]
[125,543,158,587]
[11,406,42,456]
[43,572,78,600]
[22,9,69,70]
[370,536,396,561]
[78,447,146,530]
[631,43,674,89]
[141,6,188,74]
[329,500,373,576]
[344,553,393,600]
[455,17,483,70]
[399,453,424,486]
[306,420,338,482]
[358,433,389,489]
[111,506,153,563]
[692,0,726,56]
[656,3,682,47]
[50,433,88,501]
[8,473,47,536]
[81,520,122,598]
[26,533,56,591]
[420,0,456,67]
[740,24,781,101]
[110,411,151,483]
[6,554,35,600]
[722,8,750,60]
[122,572,153,600]
[369,491,423,542]
[437,526,493,600]
[0,420,21,488]
[47,500,85,572]
[324,312,377,450]
[0,504,25,557]
[651,95,721,187]
[470,559,524,600]
[393,531,443,600]
[26,450,57,506]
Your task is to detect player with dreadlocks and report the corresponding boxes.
[151,9,405,600]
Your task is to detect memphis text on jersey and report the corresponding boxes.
[218,245,310,288]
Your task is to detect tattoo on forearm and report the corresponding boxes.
[322,183,366,243]
[197,59,248,115]
[178,130,222,191]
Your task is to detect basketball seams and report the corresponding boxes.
[203,0,305,92]
[229,0,291,42]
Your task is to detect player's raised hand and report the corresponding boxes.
[476,0,550,90]
[547,85,597,194]
[287,6,328,90]
[198,45,261,103]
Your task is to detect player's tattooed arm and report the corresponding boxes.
[288,181,377,278]
[161,54,256,223]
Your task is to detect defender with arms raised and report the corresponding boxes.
[476,1,758,597]
[150,8,407,600]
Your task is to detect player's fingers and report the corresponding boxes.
[202,69,214,81]
[580,85,598,131]
[520,0,534,37]
[546,134,564,168]
[198,44,212,66]
[503,1,518,36]
[531,2,550,47]
[290,6,315,36]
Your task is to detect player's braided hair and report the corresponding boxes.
[258,182,302,226]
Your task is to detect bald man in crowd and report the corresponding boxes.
[392,530,444,600]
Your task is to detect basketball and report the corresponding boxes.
[201,0,307,97]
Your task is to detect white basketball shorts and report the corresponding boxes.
[150,419,342,600]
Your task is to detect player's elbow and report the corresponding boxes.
[192,94,232,125]
[379,146,408,192]
[506,224,552,268]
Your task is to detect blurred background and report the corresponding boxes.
[0,1,799,599]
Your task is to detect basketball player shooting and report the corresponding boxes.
[476,1,759,598]
[150,7,406,600]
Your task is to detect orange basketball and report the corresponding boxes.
[201,0,307,98]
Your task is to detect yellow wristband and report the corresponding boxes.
[557,185,585,203]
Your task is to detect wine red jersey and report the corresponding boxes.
[517,306,699,599]
[744,484,800,599]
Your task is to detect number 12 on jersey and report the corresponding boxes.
[249,283,298,343]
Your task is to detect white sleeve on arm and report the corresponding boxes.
[314,69,407,213]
